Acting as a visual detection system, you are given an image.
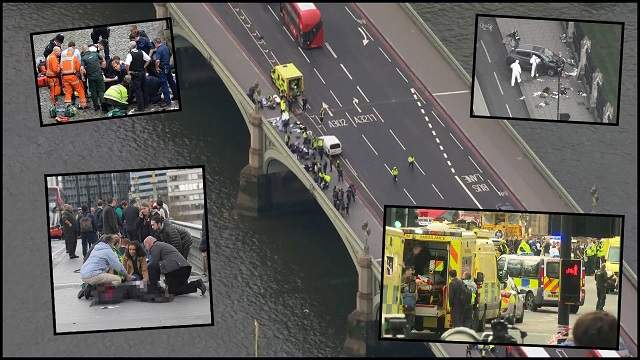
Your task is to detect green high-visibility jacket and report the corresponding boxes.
[103,84,128,104]
[517,240,532,254]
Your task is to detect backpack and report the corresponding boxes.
[95,208,104,231]
[107,108,127,117]
[79,215,93,233]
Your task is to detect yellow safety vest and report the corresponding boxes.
[518,240,531,254]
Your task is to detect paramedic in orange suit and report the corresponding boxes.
[46,46,62,106]
[60,41,87,108]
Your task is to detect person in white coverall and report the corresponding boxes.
[530,54,541,78]
[510,59,522,86]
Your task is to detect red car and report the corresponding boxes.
[49,225,63,239]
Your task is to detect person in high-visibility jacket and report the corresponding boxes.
[391,166,399,182]
[45,46,62,106]
[280,98,287,113]
[102,75,130,111]
[60,42,87,108]
[596,240,606,270]
[408,154,415,169]
[517,239,532,254]
[462,271,477,329]
[586,242,597,275]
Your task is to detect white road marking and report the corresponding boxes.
[446,160,452,166]
[270,51,280,65]
[267,5,279,20]
[378,46,391,62]
[384,163,392,174]
[330,90,342,107]
[340,63,353,80]
[413,94,418,100]
[449,132,463,149]
[420,109,425,114]
[345,6,359,22]
[468,155,483,173]
[439,145,444,150]
[431,130,436,136]
[451,168,456,173]
[298,47,310,63]
[403,188,417,205]
[396,67,408,83]
[435,138,440,143]
[493,71,504,95]
[432,111,445,127]
[372,106,384,122]
[325,42,338,59]
[432,184,444,199]
[416,101,421,107]
[313,68,326,85]
[480,39,491,63]
[415,162,426,175]
[443,153,448,159]
[455,175,482,208]
[506,103,512,117]
[341,156,358,177]
[228,4,278,67]
[411,88,425,103]
[362,27,373,42]
[352,98,361,113]
[487,178,500,193]
[307,113,327,132]
[357,86,370,103]
[358,27,370,46]
[282,25,295,42]
[433,90,470,96]
[428,123,432,128]
[346,112,357,128]
[389,129,406,150]
[362,134,378,155]
[321,102,333,116]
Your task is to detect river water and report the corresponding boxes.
[2,2,635,357]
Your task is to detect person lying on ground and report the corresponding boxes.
[80,234,132,286]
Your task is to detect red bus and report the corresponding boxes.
[279,3,324,49]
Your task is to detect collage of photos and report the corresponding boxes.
[46,167,212,334]
[381,207,623,353]
[3,2,636,358]
[32,18,181,126]
[471,15,623,124]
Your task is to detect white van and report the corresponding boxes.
[319,135,342,155]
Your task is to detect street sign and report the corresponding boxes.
[560,259,582,304]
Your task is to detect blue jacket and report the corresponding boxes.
[80,241,127,279]
[136,36,153,55]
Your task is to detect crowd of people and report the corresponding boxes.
[57,197,207,305]
[38,24,178,120]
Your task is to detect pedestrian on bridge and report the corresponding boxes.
[510,59,522,87]
[337,167,344,183]
[319,104,327,124]
[408,154,415,169]
[595,264,615,311]
[301,95,308,112]
[391,166,399,182]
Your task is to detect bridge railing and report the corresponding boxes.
[170,219,206,276]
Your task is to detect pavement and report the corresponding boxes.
[489,17,595,122]
[51,238,212,334]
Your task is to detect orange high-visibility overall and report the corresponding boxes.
[60,49,86,107]
[45,53,62,105]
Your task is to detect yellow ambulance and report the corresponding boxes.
[381,223,502,336]
[601,237,621,293]
[270,63,304,98]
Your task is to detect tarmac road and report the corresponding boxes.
[209,3,523,215]
[473,17,530,119]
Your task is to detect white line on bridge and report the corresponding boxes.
[468,155,483,173]
[439,145,444,150]
[480,39,491,63]
[342,157,358,177]
[345,6,359,22]
[432,90,470,96]
[313,68,326,85]
[340,63,353,80]
[455,175,482,208]
[505,103,512,117]
[299,47,310,63]
[415,162,426,176]
[240,9,251,25]
[451,168,456,173]
[362,134,378,156]
[330,90,342,107]
[487,178,501,194]
[420,108,425,114]
[428,123,432,128]
[378,47,391,62]
[270,51,280,65]
[306,113,326,133]
[447,160,452,166]
[384,163,392,174]
[325,42,338,59]
[403,188,417,204]
[411,88,425,103]
[431,130,437,136]
[432,111,445,127]
[416,101,421,107]
[282,25,294,42]
[267,5,278,20]
[372,106,384,122]
[435,137,440,143]
[346,112,357,128]
[227,4,278,68]
[493,71,504,95]
[443,152,448,159]
[432,184,444,199]
[396,67,408,83]
[389,129,406,150]
[357,86,370,103]
[449,132,463,149]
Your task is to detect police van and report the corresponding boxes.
[497,254,585,314]
[382,223,502,336]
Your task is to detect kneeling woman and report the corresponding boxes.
[80,234,132,286]
[123,241,149,282]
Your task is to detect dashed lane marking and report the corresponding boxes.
[314,68,326,85]
[493,71,504,95]
[468,155,483,173]
[372,106,384,123]
[403,188,417,204]
[340,63,353,80]
[362,134,378,155]
[480,39,491,63]
[396,67,408,83]
[299,47,310,63]
[432,111,445,127]
[325,42,338,59]
[357,86,370,103]
[432,184,444,199]
[379,46,391,62]
[455,175,482,208]
[330,90,342,107]
[389,129,406,150]
[449,133,463,149]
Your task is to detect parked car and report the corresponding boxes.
[49,225,63,239]
[506,44,564,76]
[498,272,525,324]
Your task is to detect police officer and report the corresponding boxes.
[595,264,614,311]
[586,241,597,275]
[152,37,179,106]
[319,104,327,124]
[462,271,477,329]
[596,240,606,270]
[125,41,150,112]
[90,27,110,61]
[391,166,399,182]
[401,267,418,335]
[408,154,415,169]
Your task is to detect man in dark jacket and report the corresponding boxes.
[95,199,105,235]
[143,236,206,297]
[143,72,163,106]
[199,211,209,277]
[43,33,64,58]
[448,269,467,328]
[102,198,119,235]
[135,201,153,244]
[90,27,110,60]
[595,264,615,311]
[150,213,192,260]
[61,204,79,259]
[78,205,98,258]
[124,198,140,241]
